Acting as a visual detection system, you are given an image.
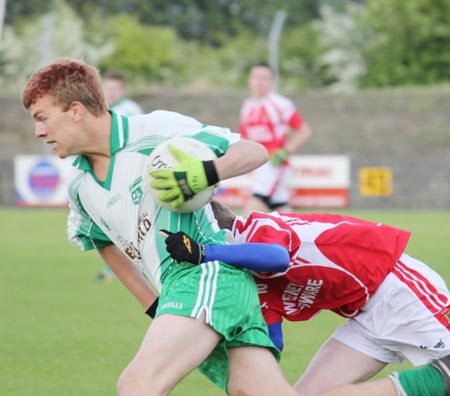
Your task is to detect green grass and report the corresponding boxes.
[1,208,449,395]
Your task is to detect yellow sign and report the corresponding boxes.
[359,167,392,196]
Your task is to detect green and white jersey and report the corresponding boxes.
[67,110,240,293]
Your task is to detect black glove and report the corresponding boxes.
[160,229,206,265]
[145,297,159,319]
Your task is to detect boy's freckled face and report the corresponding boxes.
[30,95,79,159]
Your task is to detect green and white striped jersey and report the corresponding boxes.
[67,110,240,293]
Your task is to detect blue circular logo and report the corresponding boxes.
[28,160,60,199]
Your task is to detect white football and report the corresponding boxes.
[143,137,218,213]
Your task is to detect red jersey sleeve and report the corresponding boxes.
[288,111,304,130]
[239,122,248,138]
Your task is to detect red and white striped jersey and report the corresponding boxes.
[232,211,411,324]
[239,92,303,155]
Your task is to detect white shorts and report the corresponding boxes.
[251,162,291,204]
[332,254,450,366]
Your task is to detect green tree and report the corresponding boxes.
[187,27,267,88]
[1,0,112,81]
[280,23,332,90]
[359,0,450,86]
[5,0,52,24]
[68,0,321,45]
[98,14,184,82]
[315,3,367,91]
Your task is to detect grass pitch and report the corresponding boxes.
[1,208,449,395]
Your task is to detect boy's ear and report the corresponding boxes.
[69,101,85,121]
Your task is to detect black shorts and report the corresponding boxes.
[253,193,287,211]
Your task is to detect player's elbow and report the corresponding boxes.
[258,142,269,163]
[245,139,269,165]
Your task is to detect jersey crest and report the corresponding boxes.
[129,176,143,205]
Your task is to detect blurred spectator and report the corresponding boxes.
[102,72,143,116]
[239,62,312,215]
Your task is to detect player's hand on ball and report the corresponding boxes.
[269,148,288,167]
[160,229,206,265]
[149,145,218,209]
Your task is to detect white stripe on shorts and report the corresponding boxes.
[192,261,220,324]
[388,372,407,396]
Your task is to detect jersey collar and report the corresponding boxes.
[72,110,129,171]
[110,110,129,154]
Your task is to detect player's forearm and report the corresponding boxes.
[205,243,289,272]
[97,245,157,309]
[213,139,268,180]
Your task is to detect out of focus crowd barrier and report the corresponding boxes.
[13,154,350,208]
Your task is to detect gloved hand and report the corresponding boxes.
[149,145,218,209]
[160,229,206,265]
[269,148,289,167]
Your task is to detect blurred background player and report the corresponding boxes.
[239,62,312,215]
[98,72,144,281]
[163,200,450,396]
[102,72,143,116]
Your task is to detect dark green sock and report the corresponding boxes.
[397,365,446,396]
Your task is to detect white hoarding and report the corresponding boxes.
[15,155,73,207]
[216,155,351,208]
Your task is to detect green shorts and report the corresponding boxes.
[155,261,279,391]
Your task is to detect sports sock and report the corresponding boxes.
[390,365,446,396]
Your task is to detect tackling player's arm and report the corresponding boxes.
[97,244,159,317]
[160,230,289,272]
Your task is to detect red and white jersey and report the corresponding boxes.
[232,211,411,325]
[239,92,303,155]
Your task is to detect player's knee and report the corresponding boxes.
[117,366,144,396]
[117,363,168,396]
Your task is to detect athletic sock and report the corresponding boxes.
[390,365,446,396]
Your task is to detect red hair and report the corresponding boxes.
[22,58,108,116]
